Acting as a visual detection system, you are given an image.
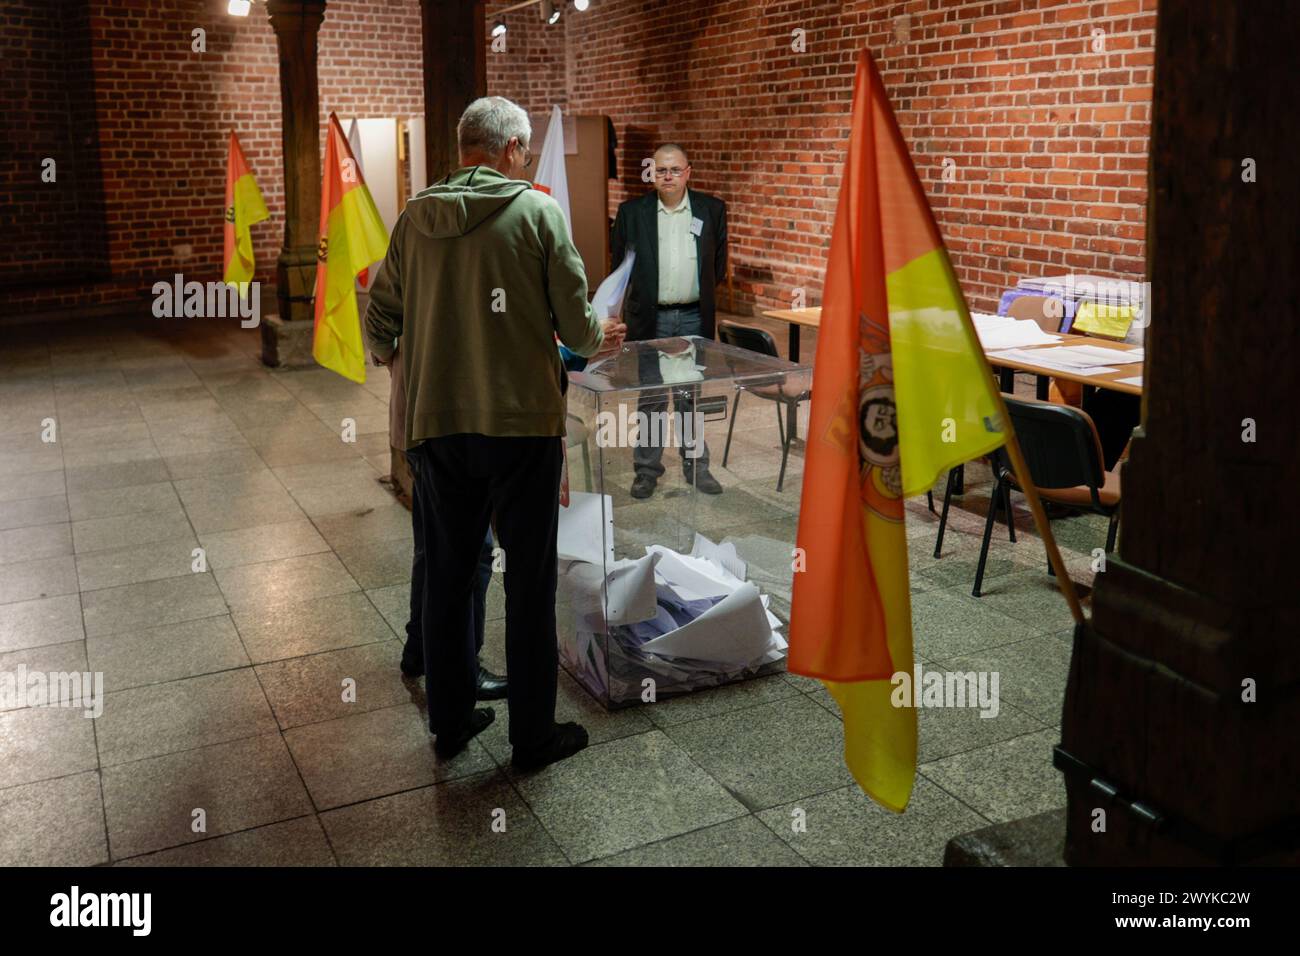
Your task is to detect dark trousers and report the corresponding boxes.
[633,304,711,478]
[407,434,562,749]
[401,451,493,669]
[1082,389,1142,471]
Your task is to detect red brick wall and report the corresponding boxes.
[4,0,1153,319]
[488,0,1155,316]
[0,0,108,291]
[4,0,424,316]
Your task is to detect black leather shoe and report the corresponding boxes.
[687,470,723,495]
[512,722,589,771]
[476,665,508,700]
[630,474,657,499]
[434,707,495,760]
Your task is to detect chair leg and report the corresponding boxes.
[933,467,958,559]
[1036,374,1049,400]
[722,391,741,467]
[1003,483,1016,542]
[973,479,1002,597]
[1046,519,1056,576]
[1105,511,1120,552]
[776,409,792,492]
[774,399,786,448]
[955,463,965,495]
[926,491,935,514]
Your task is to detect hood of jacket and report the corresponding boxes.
[405,165,532,239]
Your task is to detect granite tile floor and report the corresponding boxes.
[0,316,1099,866]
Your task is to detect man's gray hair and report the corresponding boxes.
[458,96,531,157]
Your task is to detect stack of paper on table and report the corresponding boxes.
[988,343,1143,377]
[1016,274,1143,304]
[971,312,1062,349]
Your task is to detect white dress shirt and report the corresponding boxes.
[657,192,699,305]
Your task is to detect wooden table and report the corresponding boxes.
[760,307,823,364]
[982,334,1143,395]
[760,306,1144,395]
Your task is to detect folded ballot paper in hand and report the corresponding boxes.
[591,250,635,320]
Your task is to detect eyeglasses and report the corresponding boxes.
[654,165,689,180]
[513,139,533,169]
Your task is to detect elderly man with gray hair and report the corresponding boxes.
[365,96,622,769]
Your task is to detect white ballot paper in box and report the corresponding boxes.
[565,551,661,627]
[690,533,747,581]
[592,250,636,320]
[557,491,615,566]
[647,544,746,601]
[640,583,777,666]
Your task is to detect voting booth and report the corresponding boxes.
[557,337,812,708]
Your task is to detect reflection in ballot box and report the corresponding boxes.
[557,336,813,707]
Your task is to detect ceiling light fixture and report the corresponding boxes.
[227,0,251,15]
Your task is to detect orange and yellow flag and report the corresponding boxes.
[223,130,269,294]
[789,50,1007,812]
[313,112,390,383]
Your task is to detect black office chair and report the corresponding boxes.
[717,321,811,492]
[972,397,1122,596]
[931,461,1016,560]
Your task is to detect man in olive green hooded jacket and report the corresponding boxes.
[364,96,613,769]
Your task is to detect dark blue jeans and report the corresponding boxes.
[632,304,712,478]
[402,451,493,670]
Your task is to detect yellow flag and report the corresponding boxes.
[312,113,390,383]
[789,50,1006,812]
[223,130,269,292]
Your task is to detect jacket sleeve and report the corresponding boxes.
[542,202,605,358]
[714,198,728,286]
[363,220,403,362]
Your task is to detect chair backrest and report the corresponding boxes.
[718,321,779,359]
[1006,294,1065,334]
[1004,397,1106,492]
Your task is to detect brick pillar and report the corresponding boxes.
[261,0,326,367]
[1057,0,1300,865]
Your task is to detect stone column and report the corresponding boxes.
[1058,0,1300,865]
[261,0,327,368]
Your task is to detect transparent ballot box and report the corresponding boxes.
[558,335,813,708]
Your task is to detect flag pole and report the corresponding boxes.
[990,402,1087,626]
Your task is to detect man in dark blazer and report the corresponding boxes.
[611,143,728,499]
